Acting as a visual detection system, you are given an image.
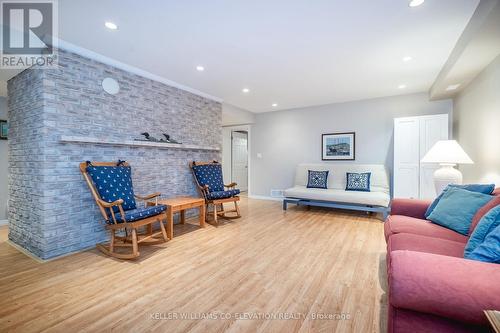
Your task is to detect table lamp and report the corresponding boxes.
[421,140,474,194]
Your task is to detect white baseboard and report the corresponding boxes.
[0,219,7,226]
[248,195,283,202]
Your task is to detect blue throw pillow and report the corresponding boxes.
[346,172,371,192]
[427,187,492,235]
[464,205,500,256]
[424,184,495,219]
[466,224,500,263]
[307,170,329,189]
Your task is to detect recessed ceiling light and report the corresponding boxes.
[105,22,118,30]
[242,88,250,93]
[446,84,461,91]
[196,65,204,71]
[272,103,278,107]
[409,0,424,7]
[398,84,407,89]
[403,56,413,62]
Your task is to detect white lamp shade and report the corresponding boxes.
[421,140,474,165]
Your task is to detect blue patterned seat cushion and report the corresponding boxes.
[192,163,225,192]
[206,189,241,200]
[346,172,371,192]
[113,204,167,224]
[307,170,329,189]
[86,165,136,212]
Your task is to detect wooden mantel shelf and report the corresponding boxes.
[59,135,220,151]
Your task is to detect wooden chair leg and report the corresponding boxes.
[131,228,139,257]
[234,200,241,217]
[213,203,218,225]
[159,218,168,242]
[109,229,115,253]
[200,204,206,228]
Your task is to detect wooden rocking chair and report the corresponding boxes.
[190,161,241,225]
[80,161,170,259]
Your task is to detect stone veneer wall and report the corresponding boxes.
[8,49,221,259]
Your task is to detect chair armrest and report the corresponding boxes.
[97,198,124,208]
[390,198,432,219]
[389,251,500,325]
[224,182,237,189]
[135,192,161,201]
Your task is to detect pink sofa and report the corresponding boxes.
[384,194,500,333]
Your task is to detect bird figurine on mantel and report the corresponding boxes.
[162,133,181,144]
[134,132,181,144]
[139,132,159,142]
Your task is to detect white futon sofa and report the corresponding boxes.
[283,163,391,218]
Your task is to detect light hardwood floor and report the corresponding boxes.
[0,198,388,333]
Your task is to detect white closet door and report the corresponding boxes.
[231,131,248,191]
[419,115,449,199]
[394,118,420,199]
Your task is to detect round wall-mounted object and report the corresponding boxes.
[102,77,120,95]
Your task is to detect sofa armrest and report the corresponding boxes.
[390,198,432,219]
[389,251,500,325]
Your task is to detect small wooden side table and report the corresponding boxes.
[485,310,500,333]
[148,197,205,239]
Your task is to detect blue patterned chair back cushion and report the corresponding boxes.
[86,165,137,212]
[192,164,224,192]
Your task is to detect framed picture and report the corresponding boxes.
[322,132,355,160]
[0,120,7,140]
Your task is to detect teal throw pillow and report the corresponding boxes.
[466,224,500,263]
[424,184,495,219]
[427,187,492,235]
[464,205,500,256]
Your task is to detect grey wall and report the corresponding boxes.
[8,49,221,259]
[0,96,7,220]
[453,54,500,186]
[250,93,452,197]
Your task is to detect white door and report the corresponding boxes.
[419,115,449,199]
[231,131,248,192]
[394,118,420,199]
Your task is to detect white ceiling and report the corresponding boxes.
[430,0,500,100]
[2,0,480,112]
